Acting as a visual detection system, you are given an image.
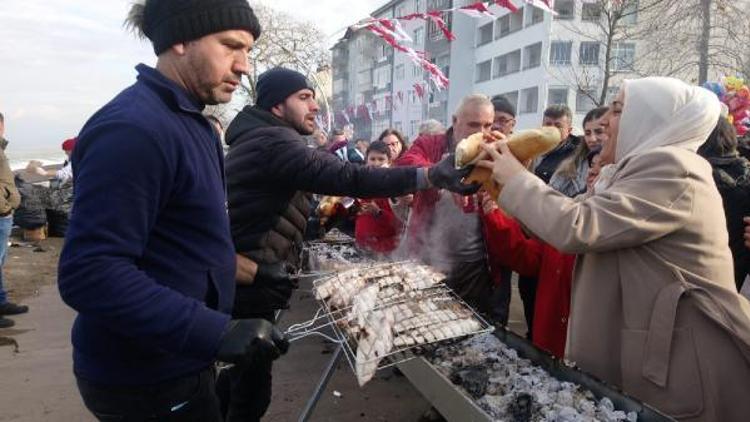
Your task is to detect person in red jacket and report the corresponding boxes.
[355,141,405,254]
[395,94,495,313]
[481,149,603,358]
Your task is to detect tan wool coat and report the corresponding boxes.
[500,146,750,421]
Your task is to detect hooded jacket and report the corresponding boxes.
[225,106,419,312]
[0,139,20,215]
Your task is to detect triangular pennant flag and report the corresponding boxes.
[494,0,520,13]
[457,2,496,18]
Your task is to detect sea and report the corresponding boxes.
[6,147,67,171]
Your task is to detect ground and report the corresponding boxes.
[0,237,529,422]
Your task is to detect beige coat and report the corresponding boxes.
[0,146,20,215]
[500,146,750,421]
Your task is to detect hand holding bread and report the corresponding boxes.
[455,127,563,198]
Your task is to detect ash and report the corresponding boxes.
[429,334,638,422]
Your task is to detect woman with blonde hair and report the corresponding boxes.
[479,77,750,421]
[549,106,608,196]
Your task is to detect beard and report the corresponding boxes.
[185,52,233,105]
[283,109,314,136]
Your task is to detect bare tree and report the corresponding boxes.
[551,0,749,109]
[239,3,331,104]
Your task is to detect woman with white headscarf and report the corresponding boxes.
[478,77,750,420]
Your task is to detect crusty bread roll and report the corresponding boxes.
[456,127,563,198]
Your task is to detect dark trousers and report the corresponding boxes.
[489,266,513,326]
[518,275,538,340]
[217,311,275,422]
[76,368,221,422]
[444,259,493,315]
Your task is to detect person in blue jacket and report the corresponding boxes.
[57,1,288,420]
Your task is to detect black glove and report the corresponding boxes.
[216,319,289,365]
[428,154,481,195]
[253,262,296,309]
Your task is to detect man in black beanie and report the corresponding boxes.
[221,67,478,421]
[58,1,289,421]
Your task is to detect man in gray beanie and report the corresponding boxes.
[58,1,288,421]
[222,67,478,420]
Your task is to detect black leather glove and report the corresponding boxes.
[253,262,296,309]
[428,154,481,195]
[216,319,289,365]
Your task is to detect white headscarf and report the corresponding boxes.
[594,77,720,193]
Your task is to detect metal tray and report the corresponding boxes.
[398,328,674,422]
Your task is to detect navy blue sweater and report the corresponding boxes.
[58,65,236,385]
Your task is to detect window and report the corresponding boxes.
[612,42,636,71]
[554,0,575,20]
[476,60,492,82]
[548,87,568,106]
[549,41,572,65]
[576,89,598,113]
[395,64,405,80]
[412,63,423,77]
[621,0,639,25]
[523,42,542,69]
[357,70,371,89]
[477,22,493,46]
[410,120,419,136]
[396,5,406,17]
[374,67,391,90]
[527,6,544,26]
[408,90,417,104]
[495,8,524,39]
[579,42,599,65]
[520,86,539,114]
[606,86,620,104]
[428,3,453,40]
[413,28,424,46]
[436,54,450,78]
[394,121,403,132]
[493,49,521,77]
[414,0,422,13]
[581,2,602,21]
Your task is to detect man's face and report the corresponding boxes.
[366,151,389,168]
[542,114,572,140]
[493,111,516,136]
[452,103,494,143]
[273,89,319,135]
[178,30,254,105]
[332,134,346,144]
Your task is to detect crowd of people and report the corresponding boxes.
[0,0,743,421]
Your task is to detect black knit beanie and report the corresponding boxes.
[256,67,315,111]
[143,0,262,55]
[492,95,516,117]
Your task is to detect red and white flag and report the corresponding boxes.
[413,82,426,99]
[494,0,520,13]
[457,2,495,18]
[524,0,556,14]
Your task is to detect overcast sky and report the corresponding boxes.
[0,0,382,159]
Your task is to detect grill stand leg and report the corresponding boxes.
[297,344,343,422]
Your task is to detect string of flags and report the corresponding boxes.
[334,0,555,125]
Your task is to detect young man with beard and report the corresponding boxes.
[57,2,288,420]
[223,67,475,421]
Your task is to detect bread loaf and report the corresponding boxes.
[456,127,563,197]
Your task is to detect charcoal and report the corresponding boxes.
[450,365,489,399]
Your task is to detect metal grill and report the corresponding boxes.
[286,261,493,385]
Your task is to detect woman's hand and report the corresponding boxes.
[479,192,499,215]
[476,141,528,186]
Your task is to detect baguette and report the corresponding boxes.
[455,127,563,198]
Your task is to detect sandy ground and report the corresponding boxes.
[0,237,529,422]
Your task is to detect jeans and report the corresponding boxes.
[0,215,13,304]
[76,368,222,422]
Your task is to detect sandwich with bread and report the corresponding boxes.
[455,127,563,198]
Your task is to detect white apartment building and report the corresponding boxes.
[452,0,640,132]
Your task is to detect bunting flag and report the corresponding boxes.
[397,91,404,105]
[426,11,457,41]
[524,0,556,14]
[494,0,520,13]
[413,82,426,99]
[456,2,495,18]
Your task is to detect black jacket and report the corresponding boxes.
[707,155,750,290]
[533,135,581,184]
[225,106,418,312]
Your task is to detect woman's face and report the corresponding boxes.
[586,154,602,192]
[382,134,403,158]
[599,89,624,165]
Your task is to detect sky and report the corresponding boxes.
[0,0,382,161]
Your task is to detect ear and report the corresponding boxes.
[171,43,187,56]
[270,103,284,119]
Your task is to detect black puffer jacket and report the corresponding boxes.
[533,135,581,184]
[225,106,419,313]
[707,155,750,290]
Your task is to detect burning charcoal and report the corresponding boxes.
[450,366,489,399]
[507,393,534,422]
